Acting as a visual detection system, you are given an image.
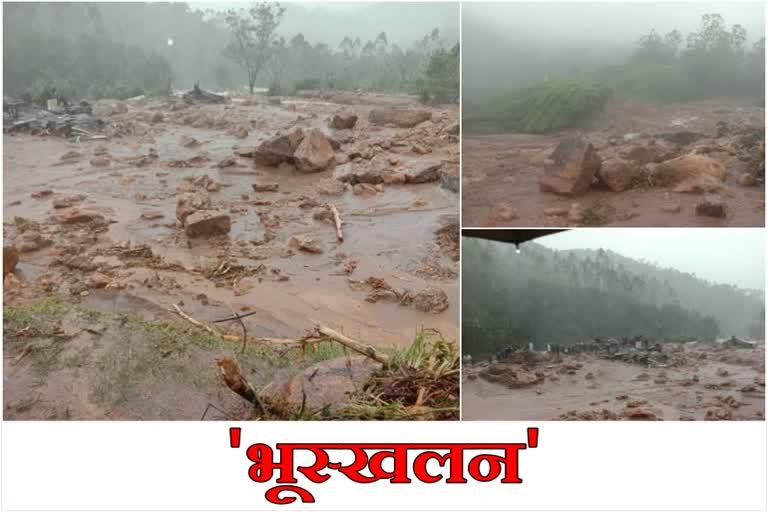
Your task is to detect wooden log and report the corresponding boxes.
[328,203,344,242]
[316,325,389,364]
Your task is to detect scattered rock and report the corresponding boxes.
[657,131,704,146]
[654,155,726,187]
[289,236,323,254]
[695,200,726,218]
[539,136,601,196]
[57,209,107,225]
[567,203,584,223]
[598,158,635,192]
[31,189,53,199]
[89,156,111,167]
[412,288,449,314]
[329,113,358,130]
[140,209,164,220]
[368,107,431,128]
[3,246,19,276]
[184,211,231,238]
[179,135,200,148]
[293,128,335,173]
[216,156,237,168]
[175,192,212,225]
[489,204,518,222]
[252,182,279,192]
[15,231,53,252]
[52,194,86,209]
[253,128,304,167]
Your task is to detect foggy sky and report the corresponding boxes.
[465,2,765,46]
[190,2,459,46]
[535,229,765,290]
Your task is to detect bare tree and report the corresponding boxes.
[223,2,285,94]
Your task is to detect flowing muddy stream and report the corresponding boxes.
[3,93,459,419]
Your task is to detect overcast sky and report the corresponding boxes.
[465,2,765,46]
[536,229,765,290]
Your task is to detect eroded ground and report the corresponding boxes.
[463,98,765,227]
[463,343,765,420]
[3,92,459,419]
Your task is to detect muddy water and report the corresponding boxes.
[3,96,459,347]
[463,349,765,421]
[462,98,765,227]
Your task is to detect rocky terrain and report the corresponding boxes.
[463,340,765,421]
[463,98,765,227]
[3,91,459,419]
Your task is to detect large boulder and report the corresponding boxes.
[293,129,335,173]
[253,129,304,167]
[368,108,431,128]
[184,211,231,238]
[598,158,635,192]
[329,113,358,130]
[539,136,601,196]
[652,155,727,193]
[402,159,443,184]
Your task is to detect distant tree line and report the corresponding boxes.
[3,2,458,103]
[462,238,764,357]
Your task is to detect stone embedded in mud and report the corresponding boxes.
[568,203,585,223]
[289,236,323,254]
[150,112,164,124]
[353,183,378,196]
[661,203,682,213]
[539,136,601,196]
[738,173,756,187]
[657,131,704,146]
[368,107,432,128]
[252,182,279,192]
[85,272,111,289]
[529,146,555,168]
[60,150,82,161]
[316,178,346,196]
[402,160,443,184]
[57,209,107,225]
[293,128,335,173]
[253,128,305,167]
[695,200,726,218]
[216,156,237,168]
[598,158,635,192]
[140,209,164,220]
[705,407,733,420]
[412,287,449,314]
[624,145,662,165]
[175,192,212,225]
[439,170,460,193]
[655,155,726,186]
[444,122,460,136]
[544,207,568,217]
[31,189,53,199]
[184,211,231,238]
[52,194,86,209]
[89,156,111,167]
[329,113,358,130]
[488,204,518,223]
[15,231,53,253]
[3,246,19,276]
[623,406,660,420]
[179,135,200,148]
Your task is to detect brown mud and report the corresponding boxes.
[463,98,765,227]
[463,342,765,420]
[3,92,459,419]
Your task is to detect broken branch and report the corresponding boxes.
[316,325,390,364]
[328,203,344,242]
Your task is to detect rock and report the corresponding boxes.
[175,192,212,225]
[695,200,726,218]
[661,203,681,213]
[623,406,660,420]
[290,236,323,254]
[253,128,304,166]
[179,135,200,148]
[335,153,350,165]
[444,122,460,135]
[705,407,732,420]
[140,209,164,220]
[539,136,601,196]
[90,156,110,167]
[489,204,518,222]
[31,189,53,199]
[52,194,86,209]
[657,131,704,146]
[184,211,231,238]
[368,108,431,128]
[60,150,82,161]
[403,160,443,184]
[329,113,358,130]
[353,183,379,196]
[293,128,335,173]
[3,246,19,276]
[568,203,584,223]
[738,173,756,187]
[216,156,237,168]
[439,171,460,193]
[529,147,555,167]
[57,209,106,225]
[252,182,279,192]
[85,272,110,289]
[655,155,726,185]
[598,158,635,192]
[624,145,660,165]
[544,207,568,216]
[16,231,52,252]
[150,112,164,123]
[316,178,346,196]
[412,288,449,313]
[230,125,249,139]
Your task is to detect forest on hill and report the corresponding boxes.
[464,11,765,134]
[462,238,764,357]
[3,2,458,102]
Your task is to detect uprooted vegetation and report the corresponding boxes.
[3,297,458,420]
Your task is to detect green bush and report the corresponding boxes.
[294,78,322,91]
[415,44,459,104]
[464,79,612,134]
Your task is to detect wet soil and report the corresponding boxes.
[462,98,765,227]
[3,92,459,419]
[463,343,765,421]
